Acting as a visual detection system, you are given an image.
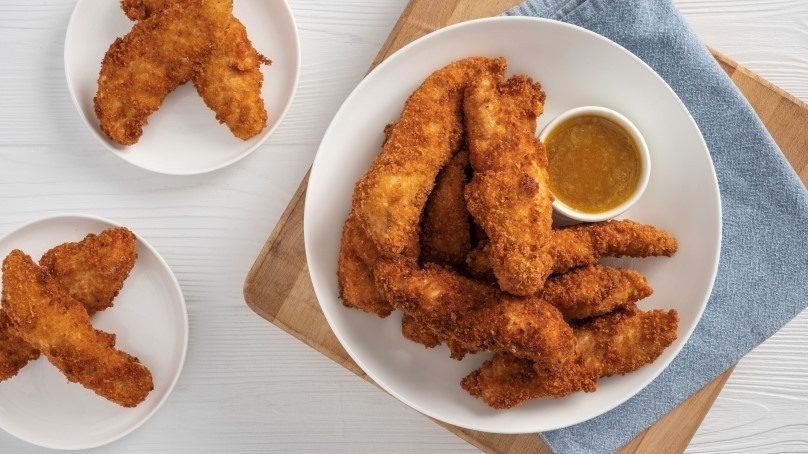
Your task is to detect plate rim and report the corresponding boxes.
[305,15,721,433]
[63,0,302,176]
[0,213,189,449]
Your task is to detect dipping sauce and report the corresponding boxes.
[544,115,641,214]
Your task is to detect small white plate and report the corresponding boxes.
[0,214,188,449]
[305,17,721,433]
[64,0,301,175]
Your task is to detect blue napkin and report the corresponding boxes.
[503,0,808,452]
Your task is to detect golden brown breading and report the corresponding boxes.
[550,220,679,274]
[461,353,596,409]
[463,73,553,296]
[119,0,270,140]
[575,305,679,377]
[352,57,507,257]
[0,227,138,381]
[539,264,653,322]
[420,149,471,269]
[0,311,40,381]
[192,8,270,140]
[374,257,575,368]
[461,305,678,408]
[465,220,678,280]
[39,227,138,315]
[337,211,393,317]
[95,0,219,145]
[120,0,172,20]
[401,314,442,348]
[1,250,153,407]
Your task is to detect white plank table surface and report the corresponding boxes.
[0,0,805,452]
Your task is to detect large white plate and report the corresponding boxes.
[0,214,188,449]
[305,17,721,434]
[64,0,300,175]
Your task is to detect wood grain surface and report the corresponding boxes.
[243,1,807,452]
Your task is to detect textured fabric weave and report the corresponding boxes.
[503,0,808,452]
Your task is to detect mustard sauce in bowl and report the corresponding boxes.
[539,106,650,223]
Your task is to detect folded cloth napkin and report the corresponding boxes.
[504,0,808,452]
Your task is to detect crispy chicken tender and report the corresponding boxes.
[1,250,153,407]
[374,257,575,368]
[337,211,393,317]
[352,57,507,257]
[120,0,172,20]
[120,0,271,139]
[420,149,472,269]
[465,220,678,280]
[464,73,553,296]
[461,305,678,408]
[401,314,442,348]
[575,304,679,377]
[40,227,138,315]
[539,264,653,322]
[0,311,40,381]
[95,0,219,145]
[0,227,138,381]
[550,220,679,274]
[461,352,596,409]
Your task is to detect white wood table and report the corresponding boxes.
[0,1,805,452]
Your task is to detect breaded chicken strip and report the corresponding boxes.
[539,264,653,322]
[120,0,271,139]
[464,73,552,296]
[337,211,393,317]
[550,220,679,274]
[401,314,442,348]
[40,227,138,315]
[420,149,472,269]
[0,311,40,381]
[461,305,678,408]
[95,0,217,145]
[2,250,153,407]
[0,227,138,381]
[465,220,678,280]
[461,352,597,408]
[353,57,507,257]
[575,305,679,377]
[374,257,575,368]
[121,0,171,19]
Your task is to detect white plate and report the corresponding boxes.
[305,17,721,434]
[64,0,300,175]
[0,214,188,449]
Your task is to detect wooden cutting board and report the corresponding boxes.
[243,1,808,452]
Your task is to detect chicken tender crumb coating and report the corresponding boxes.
[0,311,40,381]
[465,220,678,280]
[461,353,597,409]
[40,227,138,315]
[464,73,553,296]
[540,264,653,322]
[420,149,472,269]
[2,250,153,407]
[462,305,678,408]
[0,227,138,381]
[120,0,271,140]
[95,1,218,145]
[353,57,507,257]
[551,220,678,274]
[575,305,679,377]
[374,257,575,368]
[337,211,393,317]
[401,314,442,348]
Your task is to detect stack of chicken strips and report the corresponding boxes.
[337,56,679,409]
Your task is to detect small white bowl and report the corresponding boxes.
[538,106,651,223]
